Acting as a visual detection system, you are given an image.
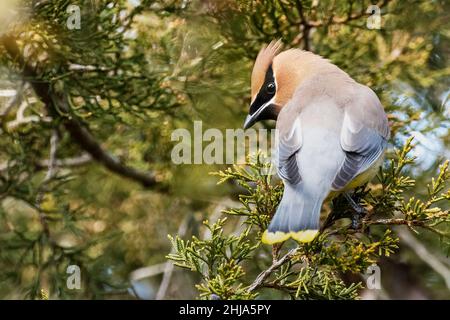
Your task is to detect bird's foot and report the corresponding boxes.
[344,193,367,229]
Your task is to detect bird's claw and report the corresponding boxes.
[351,214,362,229]
[344,193,367,230]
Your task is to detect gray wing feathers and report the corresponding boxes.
[332,152,363,190]
[332,86,389,190]
[278,153,301,185]
[277,117,302,185]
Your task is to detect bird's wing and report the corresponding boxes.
[276,97,303,185]
[332,85,390,190]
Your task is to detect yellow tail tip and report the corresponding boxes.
[261,229,319,245]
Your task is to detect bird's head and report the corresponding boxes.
[244,41,326,129]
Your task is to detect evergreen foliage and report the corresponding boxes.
[0,0,448,299]
[169,143,449,299]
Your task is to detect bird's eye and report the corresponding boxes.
[266,82,276,94]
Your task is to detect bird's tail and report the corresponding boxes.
[262,184,324,244]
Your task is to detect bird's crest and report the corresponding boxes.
[251,40,283,101]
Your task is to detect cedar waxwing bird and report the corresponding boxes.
[244,41,390,244]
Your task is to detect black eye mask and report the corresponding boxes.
[249,65,276,116]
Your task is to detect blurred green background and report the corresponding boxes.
[0,0,448,299]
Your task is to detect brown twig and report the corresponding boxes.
[35,130,58,238]
[36,153,92,169]
[1,35,165,189]
[366,218,425,227]
[247,247,299,293]
[294,0,311,50]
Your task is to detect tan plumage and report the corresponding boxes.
[245,42,389,244]
[251,40,282,101]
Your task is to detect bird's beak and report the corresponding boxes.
[243,101,270,129]
[243,114,256,129]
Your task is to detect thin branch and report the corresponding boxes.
[62,114,162,188]
[247,247,299,293]
[156,214,191,300]
[35,130,59,238]
[6,98,51,130]
[44,130,58,181]
[35,153,92,169]
[0,153,92,174]
[396,228,450,290]
[294,0,311,50]
[36,153,92,169]
[366,217,423,226]
[0,82,27,120]
[129,263,168,280]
